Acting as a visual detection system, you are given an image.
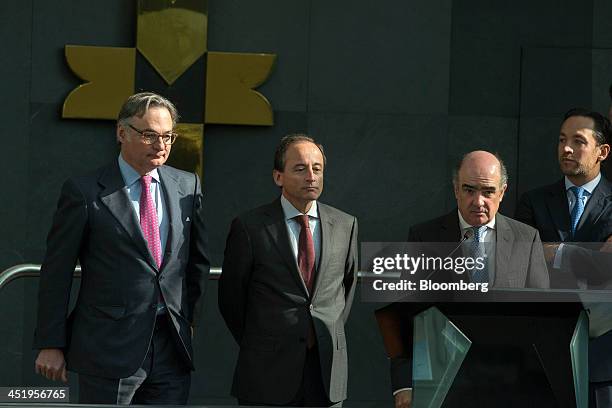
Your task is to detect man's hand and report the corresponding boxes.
[543,243,560,262]
[394,389,412,408]
[35,348,67,382]
[600,235,612,253]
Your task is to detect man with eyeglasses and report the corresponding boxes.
[33,92,210,405]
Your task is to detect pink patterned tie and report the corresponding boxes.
[140,175,162,268]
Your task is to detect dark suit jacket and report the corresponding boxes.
[387,210,549,391]
[218,199,358,404]
[515,177,612,243]
[33,161,210,379]
[516,176,612,382]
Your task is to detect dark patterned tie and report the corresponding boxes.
[295,214,315,292]
[140,175,162,268]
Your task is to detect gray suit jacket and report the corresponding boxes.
[408,211,549,288]
[388,210,549,390]
[218,198,358,404]
[33,161,210,378]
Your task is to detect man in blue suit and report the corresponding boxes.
[516,108,612,407]
[33,92,210,405]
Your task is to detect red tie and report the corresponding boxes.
[140,175,162,268]
[296,215,315,292]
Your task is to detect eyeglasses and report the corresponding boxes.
[127,124,178,145]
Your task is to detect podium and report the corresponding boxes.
[376,294,588,408]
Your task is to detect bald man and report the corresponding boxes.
[387,151,549,408]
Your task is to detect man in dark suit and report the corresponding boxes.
[516,108,612,407]
[219,134,358,407]
[389,150,549,408]
[33,92,210,405]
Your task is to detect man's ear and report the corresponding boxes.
[598,143,610,162]
[273,169,283,187]
[116,124,126,144]
[499,184,508,202]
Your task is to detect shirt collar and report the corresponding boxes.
[118,154,160,186]
[564,173,601,195]
[280,194,319,221]
[457,209,496,231]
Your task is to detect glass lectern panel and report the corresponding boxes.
[412,307,471,408]
[570,310,588,408]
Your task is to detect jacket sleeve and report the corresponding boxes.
[33,178,88,349]
[185,173,211,326]
[341,217,358,324]
[527,229,550,289]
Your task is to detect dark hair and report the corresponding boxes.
[452,151,508,188]
[117,92,179,127]
[273,134,326,171]
[563,108,610,145]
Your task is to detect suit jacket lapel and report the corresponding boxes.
[312,203,334,300]
[545,179,570,241]
[98,162,158,272]
[576,177,612,240]
[263,199,310,296]
[158,166,182,272]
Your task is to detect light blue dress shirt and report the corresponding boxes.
[553,173,601,268]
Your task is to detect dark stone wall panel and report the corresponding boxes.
[309,0,452,114]
[207,0,310,113]
[450,0,594,116]
[30,0,135,104]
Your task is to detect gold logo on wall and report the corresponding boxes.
[62,0,276,175]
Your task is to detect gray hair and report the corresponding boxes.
[452,152,508,188]
[117,92,179,127]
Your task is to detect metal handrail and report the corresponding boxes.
[0,264,223,291]
[0,264,370,292]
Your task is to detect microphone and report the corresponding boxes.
[421,229,473,281]
[448,229,473,258]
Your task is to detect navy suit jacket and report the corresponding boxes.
[516,177,612,243]
[33,161,210,378]
[516,176,612,382]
